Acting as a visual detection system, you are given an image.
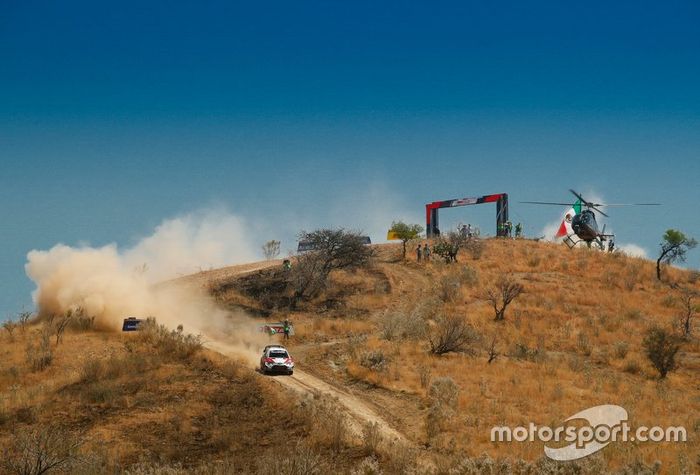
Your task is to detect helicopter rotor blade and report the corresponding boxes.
[568,189,589,206]
[590,205,609,218]
[519,201,578,206]
[590,203,662,207]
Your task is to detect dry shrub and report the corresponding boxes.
[613,341,629,359]
[381,441,417,474]
[623,359,641,374]
[124,458,238,475]
[3,320,17,342]
[643,326,681,379]
[361,421,382,456]
[85,382,118,405]
[428,315,479,355]
[2,424,84,475]
[379,306,427,341]
[438,274,461,303]
[426,377,459,440]
[577,332,592,356]
[25,325,53,372]
[306,396,349,453]
[418,365,432,389]
[80,357,104,383]
[459,265,479,287]
[511,341,542,362]
[359,350,389,372]
[81,353,142,384]
[351,457,382,475]
[429,377,459,409]
[253,442,327,475]
[444,453,607,474]
[139,319,202,361]
[464,238,485,260]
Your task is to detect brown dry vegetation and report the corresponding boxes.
[216,239,700,473]
[2,238,699,473]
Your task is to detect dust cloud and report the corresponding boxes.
[24,209,268,362]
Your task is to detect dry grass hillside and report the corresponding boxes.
[1,238,699,474]
[211,238,700,473]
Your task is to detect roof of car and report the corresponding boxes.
[264,345,288,352]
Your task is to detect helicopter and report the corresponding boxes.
[521,190,660,250]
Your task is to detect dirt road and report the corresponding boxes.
[188,257,407,445]
[206,339,406,444]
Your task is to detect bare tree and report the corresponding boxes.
[428,314,479,355]
[54,311,74,345]
[3,319,17,342]
[290,228,373,306]
[484,275,524,321]
[642,326,681,379]
[262,240,281,260]
[486,336,499,363]
[18,311,31,333]
[677,288,697,339]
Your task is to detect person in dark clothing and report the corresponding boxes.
[283,319,291,340]
[608,239,615,253]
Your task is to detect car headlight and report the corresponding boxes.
[264,362,273,367]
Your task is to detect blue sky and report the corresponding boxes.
[2,1,700,318]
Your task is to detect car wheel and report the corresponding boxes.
[288,370,293,376]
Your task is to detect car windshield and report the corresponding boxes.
[269,350,288,358]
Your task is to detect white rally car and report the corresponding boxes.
[259,345,295,375]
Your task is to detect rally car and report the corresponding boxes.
[259,345,295,375]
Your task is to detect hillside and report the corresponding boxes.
[1,238,699,474]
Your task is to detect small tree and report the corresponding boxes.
[262,240,281,260]
[642,326,681,379]
[389,221,423,259]
[484,275,524,321]
[656,229,697,281]
[428,314,479,355]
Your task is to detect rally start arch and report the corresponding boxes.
[426,193,509,238]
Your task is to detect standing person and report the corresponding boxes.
[423,243,430,262]
[515,222,522,238]
[466,223,472,238]
[416,244,422,262]
[608,239,615,253]
[283,319,291,340]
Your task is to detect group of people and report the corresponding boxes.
[498,221,523,238]
[458,223,474,238]
[416,242,431,262]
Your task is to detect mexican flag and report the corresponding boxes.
[554,200,582,238]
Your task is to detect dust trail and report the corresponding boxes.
[24,209,259,334]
